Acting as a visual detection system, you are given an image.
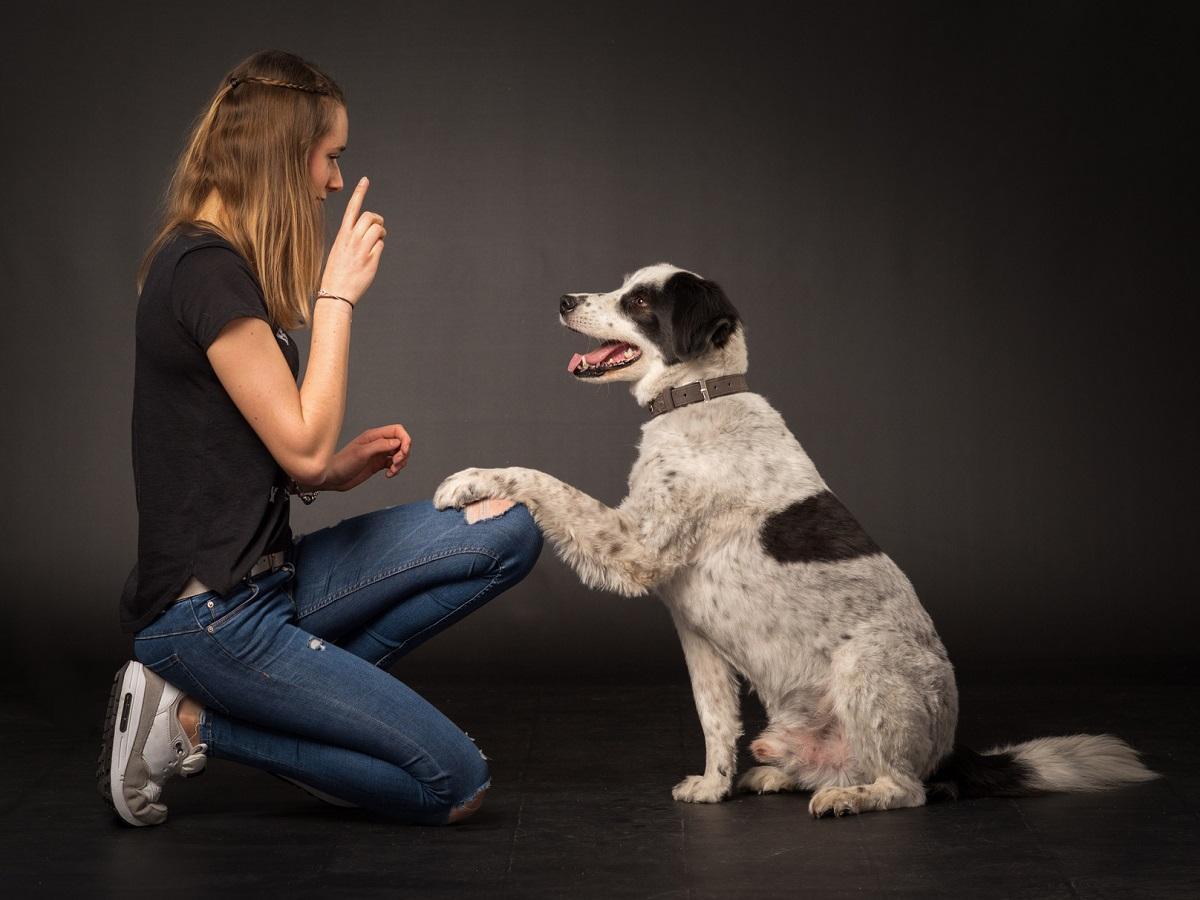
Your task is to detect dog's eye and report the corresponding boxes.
[630,293,648,307]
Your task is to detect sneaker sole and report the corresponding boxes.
[97,661,152,826]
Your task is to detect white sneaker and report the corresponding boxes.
[98,660,208,826]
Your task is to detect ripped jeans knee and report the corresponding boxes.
[463,497,516,524]
[446,779,490,824]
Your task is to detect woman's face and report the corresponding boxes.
[308,103,349,201]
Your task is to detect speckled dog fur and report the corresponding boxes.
[435,264,1157,817]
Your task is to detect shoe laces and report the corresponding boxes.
[181,741,209,777]
[157,738,209,781]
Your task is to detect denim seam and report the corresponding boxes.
[157,653,232,717]
[198,589,298,676]
[372,571,504,670]
[134,625,202,641]
[295,546,501,620]
[198,707,213,746]
[204,581,262,633]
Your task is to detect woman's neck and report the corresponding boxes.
[195,189,227,229]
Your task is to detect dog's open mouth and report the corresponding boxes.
[568,340,643,377]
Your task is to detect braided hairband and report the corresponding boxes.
[227,74,332,96]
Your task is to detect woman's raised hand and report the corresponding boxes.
[320,176,385,305]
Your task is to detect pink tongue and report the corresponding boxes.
[567,342,628,373]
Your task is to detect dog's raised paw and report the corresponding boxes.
[809,786,862,818]
[737,766,796,795]
[671,774,731,804]
[433,468,489,510]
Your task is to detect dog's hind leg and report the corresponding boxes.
[670,612,741,803]
[809,774,926,817]
[807,638,956,818]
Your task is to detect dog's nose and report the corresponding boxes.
[559,294,580,315]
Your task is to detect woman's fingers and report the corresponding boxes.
[352,210,386,237]
[362,222,386,247]
[361,429,411,477]
[322,181,385,301]
[357,424,404,444]
[341,176,369,231]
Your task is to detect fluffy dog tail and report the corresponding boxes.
[926,734,1159,800]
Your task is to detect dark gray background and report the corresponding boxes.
[2,1,1195,698]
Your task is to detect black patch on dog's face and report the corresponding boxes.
[760,491,881,564]
[620,271,739,365]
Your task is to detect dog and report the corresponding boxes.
[433,263,1159,816]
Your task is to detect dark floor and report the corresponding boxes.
[2,671,1198,898]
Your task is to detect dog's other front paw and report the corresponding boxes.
[671,774,731,804]
[433,468,495,510]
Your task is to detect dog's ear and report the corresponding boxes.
[666,272,740,362]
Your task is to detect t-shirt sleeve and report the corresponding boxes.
[171,246,271,351]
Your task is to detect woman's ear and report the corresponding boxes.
[666,272,740,362]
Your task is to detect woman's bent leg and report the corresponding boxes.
[288,500,542,667]
[195,696,489,821]
[134,569,489,824]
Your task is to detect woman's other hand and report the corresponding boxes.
[312,424,412,492]
[320,176,385,305]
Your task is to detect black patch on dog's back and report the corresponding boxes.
[759,491,881,563]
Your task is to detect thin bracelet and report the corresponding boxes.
[316,291,355,312]
[288,477,319,505]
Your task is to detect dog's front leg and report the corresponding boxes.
[433,466,666,596]
[670,611,741,803]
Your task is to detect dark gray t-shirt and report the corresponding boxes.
[119,225,300,633]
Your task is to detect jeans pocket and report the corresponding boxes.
[205,581,262,633]
[142,651,231,717]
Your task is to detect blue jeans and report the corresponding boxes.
[132,499,543,825]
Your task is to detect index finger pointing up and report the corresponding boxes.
[342,176,369,230]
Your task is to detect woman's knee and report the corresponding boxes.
[493,502,543,582]
[446,784,488,824]
[434,738,491,824]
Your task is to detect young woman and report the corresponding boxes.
[99,50,542,827]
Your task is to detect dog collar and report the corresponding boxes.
[646,374,750,417]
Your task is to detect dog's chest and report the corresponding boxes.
[626,398,819,511]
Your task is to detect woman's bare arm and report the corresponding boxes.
[205,177,385,487]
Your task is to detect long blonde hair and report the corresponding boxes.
[137,50,346,330]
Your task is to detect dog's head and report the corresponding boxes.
[559,263,744,401]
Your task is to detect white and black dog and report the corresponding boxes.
[434,264,1158,816]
